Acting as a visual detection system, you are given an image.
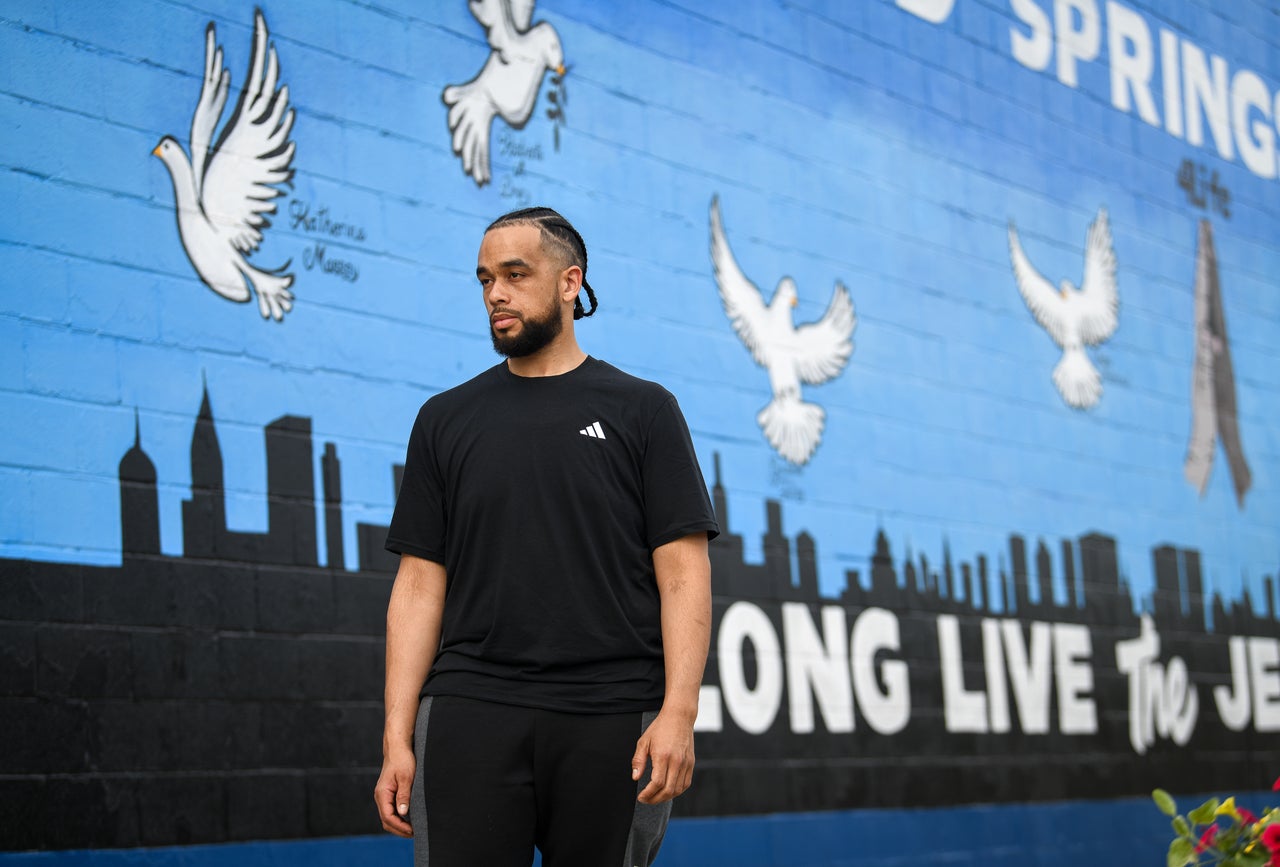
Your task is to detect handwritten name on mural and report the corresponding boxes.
[695,601,1280,750]
[497,130,546,208]
[1177,158,1232,217]
[302,243,359,283]
[289,200,368,242]
[498,130,545,162]
[770,459,806,501]
[897,0,1280,182]
[290,200,366,283]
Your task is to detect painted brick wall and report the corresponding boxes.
[2,0,1278,863]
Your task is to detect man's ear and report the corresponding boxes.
[560,265,583,303]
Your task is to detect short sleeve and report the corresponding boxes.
[385,406,447,564]
[642,396,720,550]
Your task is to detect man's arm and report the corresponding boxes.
[633,532,712,804]
[374,553,447,837]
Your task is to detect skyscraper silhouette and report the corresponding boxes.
[119,412,160,558]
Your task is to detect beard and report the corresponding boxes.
[490,300,563,358]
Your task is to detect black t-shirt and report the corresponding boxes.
[386,357,719,713]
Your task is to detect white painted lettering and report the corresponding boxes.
[1011,0,1053,72]
[782,603,853,734]
[1106,1,1159,125]
[1182,41,1234,159]
[1001,620,1052,734]
[1212,637,1280,732]
[981,619,1011,733]
[938,615,987,733]
[1231,69,1276,179]
[1275,91,1280,178]
[1115,615,1198,755]
[1158,656,1197,745]
[1214,637,1251,731]
[850,607,910,735]
[694,685,723,732]
[1054,0,1100,88]
[1160,28,1184,138]
[718,602,784,735]
[1115,615,1158,754]
[1052,623,1097,734]
[1248,637,1280,732]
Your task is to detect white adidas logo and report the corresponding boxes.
[579,421,606,439]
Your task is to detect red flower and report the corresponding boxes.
[1196,826,1217,853]
[1264,819,1280,865]
[1263,824,1280,851]
[1263,824,1280,867]
[1240,807,1259,825]
[1273,775,1280,792]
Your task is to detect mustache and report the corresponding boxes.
[489,307,522,322]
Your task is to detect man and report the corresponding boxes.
[374,206,719,866]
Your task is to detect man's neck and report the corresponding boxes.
[505,335,587,378]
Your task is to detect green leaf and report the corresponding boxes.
[1173,816,1191,836]
[1189,799,1220,825]
[1167,837,1195,867]
[1154,789,1178,816]
[1223,851,1269,867]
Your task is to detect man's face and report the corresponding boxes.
[476,224,569,358]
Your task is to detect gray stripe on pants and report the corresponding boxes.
[410,695,433,867]
[622,709,672,867]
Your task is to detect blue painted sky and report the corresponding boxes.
[1,0,1276,617]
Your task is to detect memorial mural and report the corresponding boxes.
[1,1,1277,864]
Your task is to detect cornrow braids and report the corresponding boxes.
[485,207,599,319]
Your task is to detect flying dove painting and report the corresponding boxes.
[152,9,297,321]
[710,196,857,466]
[1007,208,1118,409]
[442,0,566,186]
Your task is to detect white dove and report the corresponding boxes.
[442,0,565,186]
[710,196,857,466]
[152,10,296,321]
[1008,208,1118,409]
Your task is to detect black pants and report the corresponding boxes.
[410,695,670,867]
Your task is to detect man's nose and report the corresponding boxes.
[486,280,510,305]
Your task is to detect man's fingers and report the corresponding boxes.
[631,735,649,781]
[637,749,696,804]
[378,792,412,837]
[637,778,660,802]
[396,769,414,816]
[679,763,694,795]
[374,765,414,838]
[637,749,670,803]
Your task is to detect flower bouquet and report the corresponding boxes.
[1154,778,1280,867]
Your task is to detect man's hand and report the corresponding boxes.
[631,710,696,804]
[374,746,415,837]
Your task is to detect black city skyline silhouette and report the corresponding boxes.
[120,384,1278,634]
